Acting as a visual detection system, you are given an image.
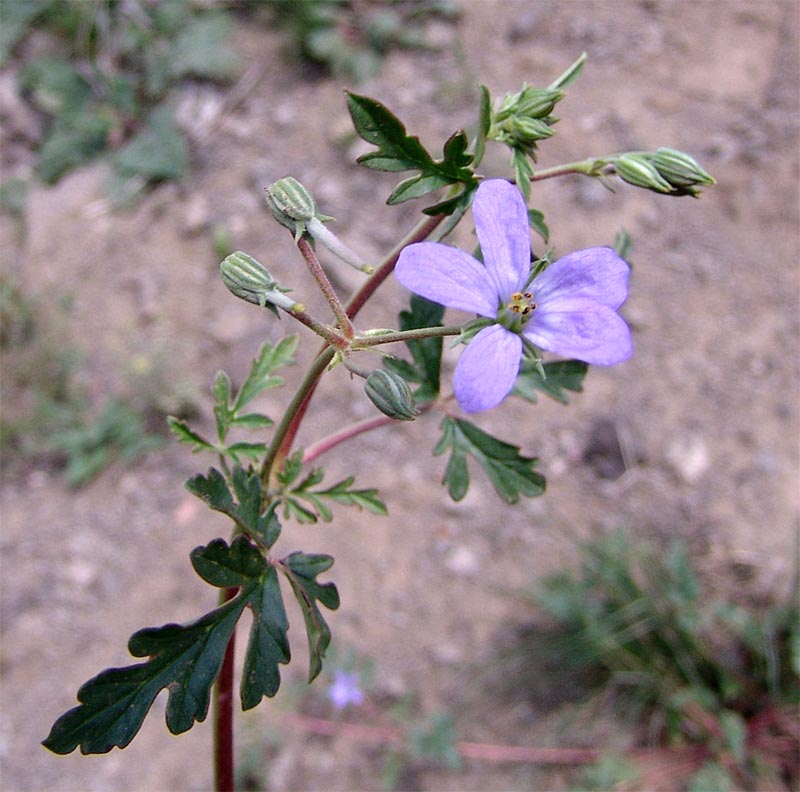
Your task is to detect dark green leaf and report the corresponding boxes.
[383,295,445,402]
[187,467,281,548]
[346,91,434,172]
[185,467,234,513]
[191,536,267,588]
[241,565,290,707]
[43,593,248,754]
[281,552,339,682]
[513,360,588,405]
[346,92,475,206]
[528,208,549,243]
[434,417,546,503]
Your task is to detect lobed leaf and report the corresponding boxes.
[281,552,340,682]
[241,565,290,708]
[346,92,476,208]
[434,417,546,503]
[43,593,248,754]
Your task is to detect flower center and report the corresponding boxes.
[498,291,536,333]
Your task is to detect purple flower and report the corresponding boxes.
[327,671,364,710]
[394,179,633,413]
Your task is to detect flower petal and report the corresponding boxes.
[523,297,633,365]
[395,242,497,317]
[453,324,522,412]
[473,179,531,298]
[532,247,630,310]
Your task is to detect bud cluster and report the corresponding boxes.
[489,85,564,158]
[613,147,715,197]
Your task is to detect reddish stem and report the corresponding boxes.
[267,213,446,476]
[214,587,238,792]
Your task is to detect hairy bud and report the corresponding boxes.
[220,251,300,315]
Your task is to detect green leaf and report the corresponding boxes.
[473,85,492,167]
[281,552,340,682]
[228,413,273,430]
[191,535,267,588]
[383,295,445,402]
[169,13,238,81]
[241,565,290,707]
[434,417,546,503]
[281,462,387,524]
[36,110,113,184]
[114,105,187,182]
[233,336,299,412]
[346,91,435,172]
[186,467,282,548]
[43,592,248,754]
[167,416,215,453]
[548,52,587,90]
[513,360,588,405]
[346,92,475,206]
[528,208,549,243]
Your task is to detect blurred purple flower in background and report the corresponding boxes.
[327,670,364,710]
[395,179,633,413]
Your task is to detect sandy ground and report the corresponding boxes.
[1,1,798,790]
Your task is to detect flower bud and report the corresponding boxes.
[364,370,418,421]
[265,176,316,226]
[220,251,300,315]
[651,147,715,190]
[614,153,673,193]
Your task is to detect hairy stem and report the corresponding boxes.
[283,303,349,348]
[214,587,238,792]
[261,212,446,484]
[353,324,463,348]
[297,236,355,338]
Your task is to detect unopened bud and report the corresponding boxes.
[220,251,300,315]
[496,85,563,122]
[651,147,715,192]
[614,153,673,193]
[364,370,417,421]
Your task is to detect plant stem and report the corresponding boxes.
[261,212,446,484]
[344,213,445,319]
[285,305,349,348]
[530,159,606,181]
[297,236,355,338]
[214,587,238,792]
[353,324,463,348]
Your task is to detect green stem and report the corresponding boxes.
[530,158,607,182]
[353,324,463,349]
[260,346,336,486]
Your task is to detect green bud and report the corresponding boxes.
[651,147,715,189]
[614,153,673,193]
[220,251,299,315]
[364,370,418,421]
[265,177,316,223]
[495,85,563,122]
[510,116,556,143]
